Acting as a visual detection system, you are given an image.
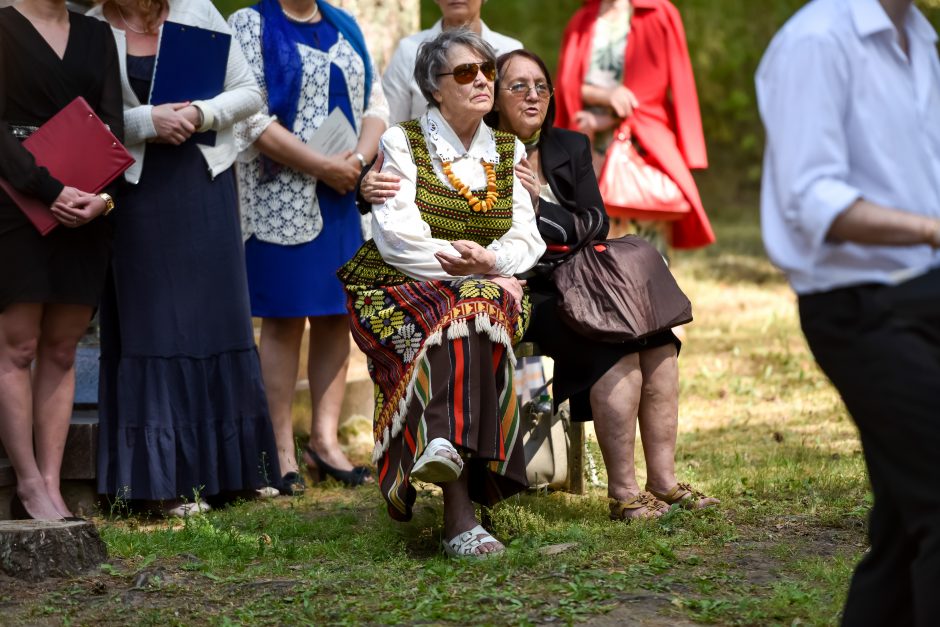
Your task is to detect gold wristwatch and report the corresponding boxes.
[98,192,115,216]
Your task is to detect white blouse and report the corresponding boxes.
[372,108,545,281]
[229,8,390,245]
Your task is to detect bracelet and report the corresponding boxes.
[98,192,115,216]
[354,152,369,170]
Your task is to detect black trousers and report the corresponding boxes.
[799,273,940,626]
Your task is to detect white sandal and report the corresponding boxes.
[442,524,505,558]
[411,437,463,484]
[165,500,211,518]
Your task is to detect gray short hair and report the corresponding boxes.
[413,28,497,110]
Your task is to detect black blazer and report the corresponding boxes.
[537,127,610,247]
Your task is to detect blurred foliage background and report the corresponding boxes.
[214,0,940,215]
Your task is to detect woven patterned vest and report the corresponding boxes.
[338,120,517,286]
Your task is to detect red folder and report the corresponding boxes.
[0,97,134,235]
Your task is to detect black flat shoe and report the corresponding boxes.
[304,445,372,487]
[278,471,306,496]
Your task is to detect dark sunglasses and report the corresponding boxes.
[437,61,497,85]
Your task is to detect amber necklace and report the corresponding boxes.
[441,161,498,213]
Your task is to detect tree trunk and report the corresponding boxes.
[330,0,420,72]
[0,520,108,582]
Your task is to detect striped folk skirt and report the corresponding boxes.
[346,278,529,521]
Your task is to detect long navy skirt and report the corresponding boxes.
[96,141,280,501]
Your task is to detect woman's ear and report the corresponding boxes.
[433,90,443,105]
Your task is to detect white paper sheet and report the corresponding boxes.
[308,108,357,156]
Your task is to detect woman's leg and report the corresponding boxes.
[0,303,61,520]
[304,314,354,471]
[589,353,645,504]
[441,469,503,554]
[258,317,306,476]
[637,343,716,508]
[32,304,94,517]
[635,344,680,494]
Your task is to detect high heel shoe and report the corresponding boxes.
[304,445,372,487]
[10,494,65,521]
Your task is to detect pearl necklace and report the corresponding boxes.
[442,160,498,213]
[281,1,319,23]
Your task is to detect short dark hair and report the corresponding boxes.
[413,28,497,110]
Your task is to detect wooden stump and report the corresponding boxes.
[0,520,107,581]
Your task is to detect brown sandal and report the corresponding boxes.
[647,482,719,510]
[609,492,670,521]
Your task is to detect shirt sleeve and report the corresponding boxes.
[371,129,545,280]
[381,43,415,125]
[757,33,861,255]
[191,2,263,132]
[486,138,547,276]
[363,65,390,125]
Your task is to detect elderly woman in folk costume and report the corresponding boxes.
[338,28,544,558]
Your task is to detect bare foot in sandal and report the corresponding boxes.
[647,482,719,510]
[411,438,463,484]
[443,524,505,558]
[609,491,670,521]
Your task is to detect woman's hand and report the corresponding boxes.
[514,158,540,211]
[608,85,639,119]
[50,188,107,228]
[435,240,496,276]
[361,152,401,205]
[151,102,197,145]
[313,150,361,194]
[487,275,526,313]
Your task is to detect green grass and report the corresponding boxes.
[2,210,868,624]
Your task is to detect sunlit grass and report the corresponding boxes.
[5,213,868,625]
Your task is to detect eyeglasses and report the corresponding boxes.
[437,61,497,85]
[504,82,553,100]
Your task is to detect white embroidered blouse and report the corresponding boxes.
[372,108,545,281]
[228,8,390,245]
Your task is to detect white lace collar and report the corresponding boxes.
[420,107,500,165]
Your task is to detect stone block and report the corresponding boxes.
[61,411,98,481]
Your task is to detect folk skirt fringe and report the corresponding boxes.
[346,278,529,521]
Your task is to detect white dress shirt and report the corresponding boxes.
[372,108,545,281]
[88,0,263,184]
[756,0,940,294]
[382,20,522,124]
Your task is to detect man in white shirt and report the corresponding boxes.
[756,0,940,623]
[382,0,522,124]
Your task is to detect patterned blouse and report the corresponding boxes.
[228,8,389,245]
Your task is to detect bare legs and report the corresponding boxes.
[0,303,92,519]
[258,314,355,479]
[590,343,713,517]
[636,343,680,495]
[258,317,305,476]
[440,468,503,555]
[590,352,643,502]
[304,314,353,472]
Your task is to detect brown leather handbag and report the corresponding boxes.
[552,233,693,342]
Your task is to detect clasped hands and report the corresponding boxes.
[436,240,525,312]
[151,102,203,145]
[50,186,107,228]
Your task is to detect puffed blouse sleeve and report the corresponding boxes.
[371,127,545,281]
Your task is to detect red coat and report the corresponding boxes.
[555,0,714,249]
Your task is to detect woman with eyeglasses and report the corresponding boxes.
[338,29,544,558]
[364,49,718,521]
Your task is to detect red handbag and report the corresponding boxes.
[598,124,690,221]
